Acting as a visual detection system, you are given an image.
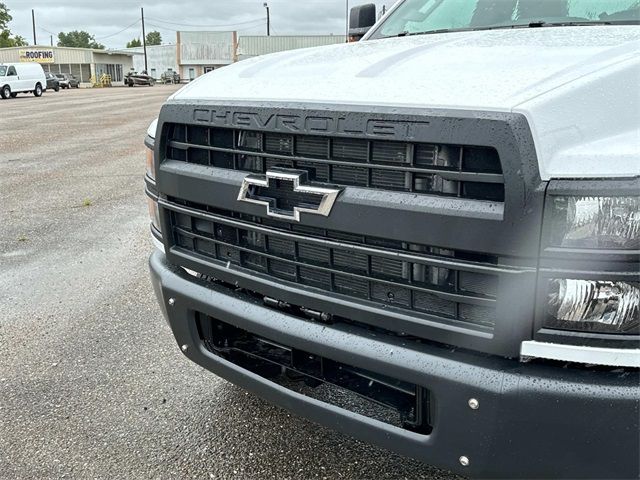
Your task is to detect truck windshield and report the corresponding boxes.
[369,0,640,39]
[0,66,6,76]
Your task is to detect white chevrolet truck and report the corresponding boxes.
[145,1,639,477]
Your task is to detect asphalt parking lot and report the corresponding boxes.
[0,85,459,480]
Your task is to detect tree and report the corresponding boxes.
[0,2,10,30]
[126,37,142,48]
[0,2,27,48]
[0,30,27,47]
[145,31,161,46]
[57,30,105,49]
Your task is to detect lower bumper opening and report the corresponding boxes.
[196,312,433,435]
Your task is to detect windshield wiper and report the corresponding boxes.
[395,28,454,37]
[393,19,636,38]
[526,20,613,27]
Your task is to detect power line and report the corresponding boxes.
[95,19,141,40]
[38,25,58,36]
[39,21,139,40]
[144,21,170,31]
[37,19,141,42]
[145,22,179,33]
[237,22,269,33]
[146,19,265,33]
[145,17,266,28]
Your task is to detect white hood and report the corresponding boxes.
[172,26,640,180]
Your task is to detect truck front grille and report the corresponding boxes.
[166,199,499,330]
[156,104,544,356]
[163,123,505,202]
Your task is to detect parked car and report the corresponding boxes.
[55,73,79,89]
[161,70,180,84]
[45,72,60,92]
[125,70,155,87]
[0,62,46,99]
[145,1,640,479]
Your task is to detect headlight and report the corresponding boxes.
[148,197,161,232]
[533,181,639,362]
[146,146,156,181]
[145,118,158,181]
[548,196,639,249]
[145,120,162,250]
[145,143,160,231]
[546,279,639,334]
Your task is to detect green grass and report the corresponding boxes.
[82,198,93,207]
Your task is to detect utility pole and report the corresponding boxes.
[50,35,53,46]
[345,0,349,40]
[263,2,270,36]
[31,9,37,45]
[141,7,148,73]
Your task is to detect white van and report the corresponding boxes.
[0,63,46,99]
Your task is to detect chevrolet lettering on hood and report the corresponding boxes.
[192,109,431,139]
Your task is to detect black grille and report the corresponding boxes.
[166,199,499,329]
[163,124,505,202]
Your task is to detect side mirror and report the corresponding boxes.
[349,3,377,41]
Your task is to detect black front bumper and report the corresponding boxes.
[150,251,639,479]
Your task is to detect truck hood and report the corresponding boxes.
[172,26,640,180]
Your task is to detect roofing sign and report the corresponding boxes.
[19,49,55,63]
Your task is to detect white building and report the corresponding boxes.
[0,45,135,86]
[176,31,236,81]
[126,44,178,80]
[122,31,236,81]
[120,33,347,83]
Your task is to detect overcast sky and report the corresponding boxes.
[6,0,398,49]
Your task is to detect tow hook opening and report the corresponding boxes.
[196,312,433,435]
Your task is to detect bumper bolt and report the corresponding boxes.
[468,398,479,410]
[181,344,188,352]
[168,298,175,307]
[459,456,470,467]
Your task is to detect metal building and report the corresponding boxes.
[0,46,134,86]
[237,35,346,61]
[120,33,347,84]
[126,44,178,80]
[176,31,237,81]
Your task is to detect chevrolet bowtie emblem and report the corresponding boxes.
[237,169,342,222]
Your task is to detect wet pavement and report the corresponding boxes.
[0,85,460,480]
